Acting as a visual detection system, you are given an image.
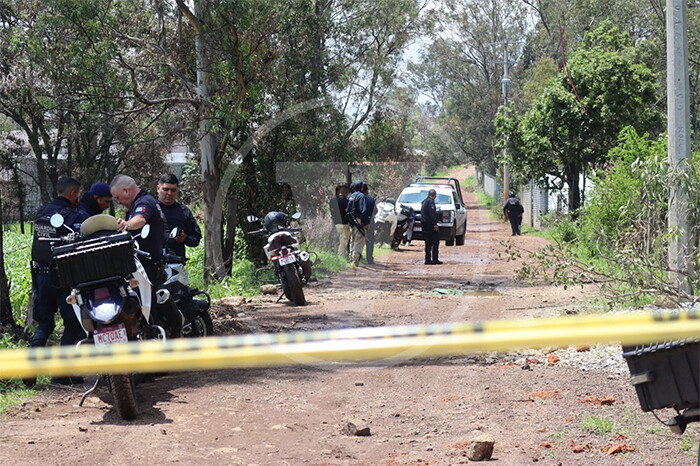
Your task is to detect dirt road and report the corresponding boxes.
[1,167,697,465]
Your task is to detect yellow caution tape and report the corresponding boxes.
[1,310,698,379]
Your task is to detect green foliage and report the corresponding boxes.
[513,127,700,303]
[498,22,663,212]
[580,413,616,435]
[681,434,698,453]
[4,230,32,323]
[581,127,668,248]
[0,335,50,414]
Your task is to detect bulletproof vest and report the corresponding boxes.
[31,206,74,264]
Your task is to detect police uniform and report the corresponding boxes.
[127,189,165,284]
[364,193,376,264]
[30,197,86,348]
[159,201,202,259]
[421,195,440,265]
[503,195,525,236]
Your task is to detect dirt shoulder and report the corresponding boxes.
[1,166,697,465]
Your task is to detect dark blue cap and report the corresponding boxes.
[350,180,363,191]
[88,182,112,198]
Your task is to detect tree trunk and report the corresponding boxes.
[0,195,16,328]
[194,0,226,284]
[565,162,581,215]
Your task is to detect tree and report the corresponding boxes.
[408,0,529,173]
[498,22,663,212]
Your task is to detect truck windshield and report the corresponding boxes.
[398,191,452,205]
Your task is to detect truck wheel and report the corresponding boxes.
[456,221,466,246]
[445,225,456,246]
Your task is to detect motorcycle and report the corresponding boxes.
[48,213,168,420]
[247,211,313,306]
[162,227,213,337]
[390,204,415,249]
[374,198,398,246]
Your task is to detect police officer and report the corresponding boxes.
[26,177,87,385]
[110,174,165,283]
[78,182,113,219]
[421,189,442,265]
[330,184,351,258]
[362,183,376,265]
[156,173,201,259]
[503,191,525,236]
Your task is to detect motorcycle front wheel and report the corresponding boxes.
[109,374,138,420]
[189,312,214,337]
[282,263,306,306]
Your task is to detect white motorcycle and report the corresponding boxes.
[49,213,166,420]
[374,198,398,246]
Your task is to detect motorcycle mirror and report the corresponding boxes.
[50,213,65,228]
[141,224,151,239]
[169,227,180,239]
[291,212,301,220]
[246,215,259,223]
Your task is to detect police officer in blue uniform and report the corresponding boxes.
[421,189,442,265]
[25,177,88,386]
[30,176,87,348]
[110,174,165,284]
[362,183,377,265]
[156,173,201,259]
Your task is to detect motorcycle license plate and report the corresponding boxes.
[278,254,295,266]
[93,324,128,345]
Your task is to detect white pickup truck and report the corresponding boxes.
[396,177,467,246]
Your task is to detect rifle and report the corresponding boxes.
[347,215,366,237]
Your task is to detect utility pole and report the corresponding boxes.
[667,0,693,295]
[501,44,511,204]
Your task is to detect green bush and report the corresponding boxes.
[184,227,350,299]
[4,230,32,324]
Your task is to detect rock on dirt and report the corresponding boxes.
[342,422,371,437]
[217,296,248,306]
[467,434,495,461]
[261,284,278,295]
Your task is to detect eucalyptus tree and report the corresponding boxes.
[408,0,529,172]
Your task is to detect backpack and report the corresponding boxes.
[345,192,366,218]
[31,206,75,264]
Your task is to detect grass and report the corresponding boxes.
[0,378,52,416]
[433,165,464,177]
[580,413,617,435]
[681,434,698,452]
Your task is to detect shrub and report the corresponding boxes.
[4,230,32,324]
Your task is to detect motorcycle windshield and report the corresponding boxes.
[86,285,124,324]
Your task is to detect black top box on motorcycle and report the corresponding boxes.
[622,340,700,412]
[52,232,136,288]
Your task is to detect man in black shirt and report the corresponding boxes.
[503,191,525,236]
[421,189,442,265]
[156,173,201,259]
[329,184,350,258]
[78,182,113,219]
[110,174,165,283]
